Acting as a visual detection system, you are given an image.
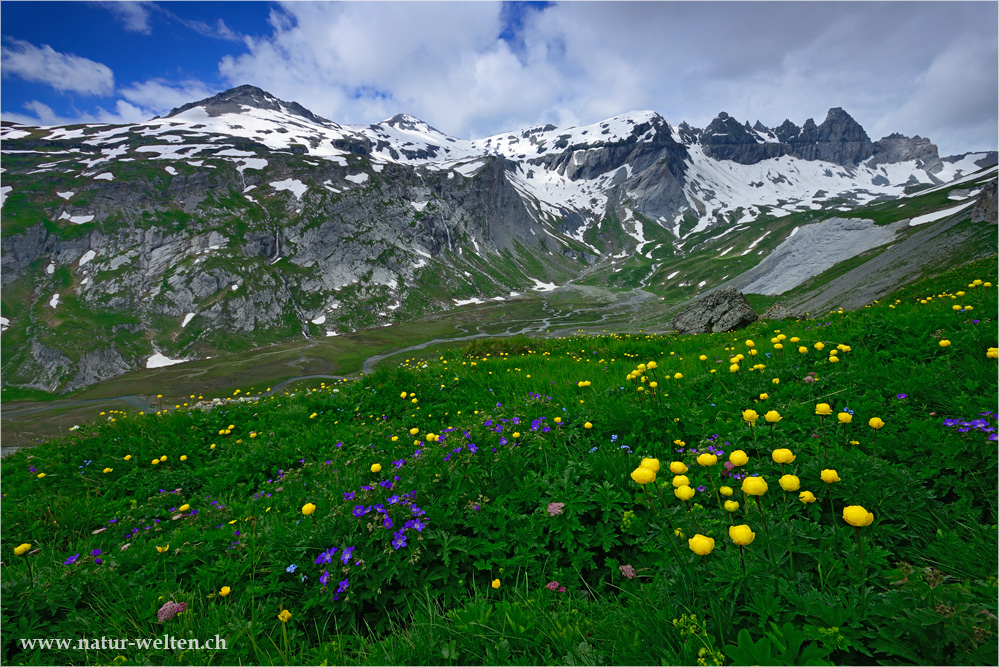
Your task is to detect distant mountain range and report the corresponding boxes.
[2,84,996,392]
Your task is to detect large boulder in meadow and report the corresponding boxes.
[669,289,758,334]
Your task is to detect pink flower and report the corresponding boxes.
[619,564,637,579]
[546,580,559,591]
[157,601,188,622]
[558,586,566,593]
[547,502,565,517]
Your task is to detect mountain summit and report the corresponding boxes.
[165,84,337,128]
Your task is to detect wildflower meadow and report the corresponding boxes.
[2,257,997,665]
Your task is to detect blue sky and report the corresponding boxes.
[2,1,996,156]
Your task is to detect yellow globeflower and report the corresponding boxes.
[820,469,840,483]
[674,485,695,501]
[741,476,768,496]
[699,354,707,361]
[814,342,825,351]
[724,500,740,512]
[491,579,501,589]
[719,485,733,496]
[742,409,759,424]
[815,403,832,416]
[14,543,31,556]
[745,339,755,348]
[156,544,170,553]
[729,364,740,373]
[988,347,999,359]
[688,534,715,556]
[673,372,683,380]
[729,450,749,466]
[868,417,885,430]
[838,412,852,424]
[640,458,660,473]
[939,340,951,348]
[630,468,656,485]
[219,586,231,597]
[759,393,769,400]
[764,410,782,423]
[799,490,817,504]
[584,422,593,430]
[409,427,419,435]
[179,504,190,512]
[371,463,382,473]
[302,503,316,516]
[771,448,795,464]
[779,475,800,492]
[671,475,690,488]
[669,461,688,474]
[278,610,292,623]
[180,455,188,461]
[729,524,755,546]
[696,453,718,467]
[124,455,132,461]
[103,467,113,474]
[798,346,808,354]
[842,505,874,527]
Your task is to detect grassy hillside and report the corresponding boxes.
[1,257,996,666]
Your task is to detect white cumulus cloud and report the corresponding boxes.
[1,38,115,96]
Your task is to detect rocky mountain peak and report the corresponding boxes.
[165,84,335,127]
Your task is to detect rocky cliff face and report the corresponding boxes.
[700,108,876,167]
[1,86,991,393]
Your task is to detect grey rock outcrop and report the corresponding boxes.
[971,179,997,224]
[668,289,758,334]
[868,133,942,173]
[700,112,785,164]
[700,108,874,166]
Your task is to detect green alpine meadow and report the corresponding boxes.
[2,256,996,666]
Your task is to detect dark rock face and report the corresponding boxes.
[700,108,873,166]
[700,112,786,164]
[668,289,758,334]
[786,108,873,166]
[971,179,997,224]
[869,133,941,172]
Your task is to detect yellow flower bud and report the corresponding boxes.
[729,524,755,546]
[719,485,733,497]
[630,467,656,485]
[820,469,840,483]
[799,490,817,504]
[771,448,795,464]
[779,474,800,492]
[741,476,768,496]
[302,503,316,516]
[842,505,874,527]
[868,417,885,430]
[815,403,832,416]
[724,500,740,512]
[688,534,715,555]
[669,461,688,474]
[671,475,690,488]
[729,450,749,466]
[696,453,717,467]
[371,463,382,473]
[764,410,782,423]
[838,412,852,424]
[674,485,695,501]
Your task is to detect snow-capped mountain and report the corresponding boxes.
[1,84,995,392]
